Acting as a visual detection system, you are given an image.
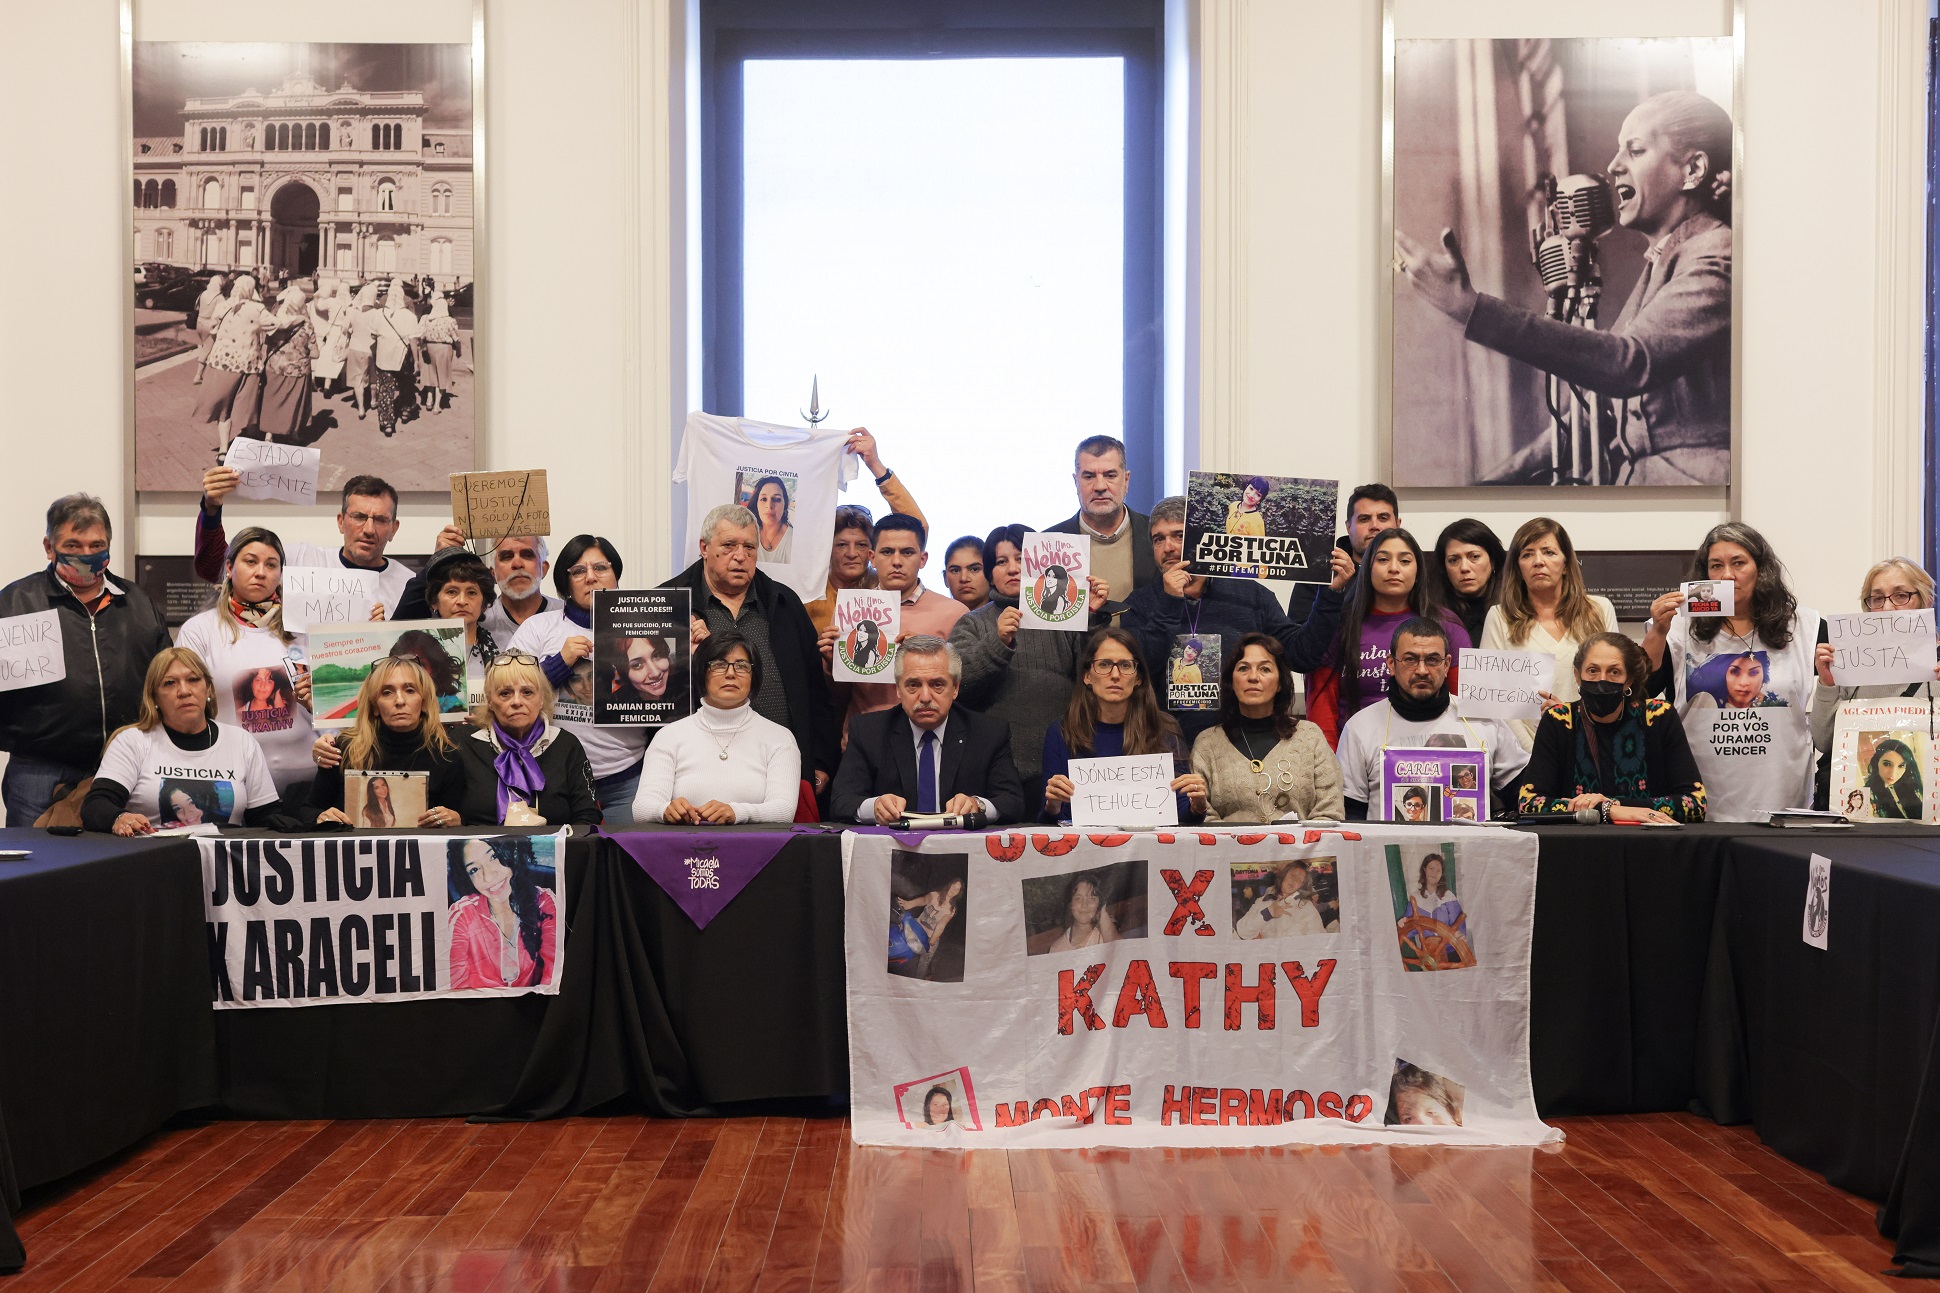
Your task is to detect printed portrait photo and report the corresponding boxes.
[158,776,233,828]
[1391,784,1441,824]
[893,1066,982,1133]
[344,770,428,829]
[231,664,295,735]
[446,835,560,991]
[1385,1059,1467,1128]
[1450,764,1479,792]
[889,850,970,983]
[1852,730,1927,821]
[734,467,800,566]
[1385,843,1476,971]
[1230,857,1341,939]
[599,634,689,712]
[1685,650,1786,711]
[1021,860,1149,956]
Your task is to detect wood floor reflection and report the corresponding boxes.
[8,1112,1903,1290]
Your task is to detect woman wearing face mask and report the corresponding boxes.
[1517,632,1704,823]
[1304,527,1471,749]
[1040,628,1206,823]
[174,528,316,796]
[306,656,464,827]
[1431,519,1505,646]
[1481,518,1618,747]
[507,535,646,826]
[952,523,1109,800]
[633,632,800,824]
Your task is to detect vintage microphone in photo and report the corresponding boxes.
[1528,173,1616,485]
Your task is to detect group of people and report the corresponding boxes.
[3,430,1931,839]
[190,270,462,450]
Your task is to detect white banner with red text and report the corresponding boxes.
[200,831,567,1008]
[843,825,1556,1148]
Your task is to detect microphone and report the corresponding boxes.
[896,809,989,831]
[1573,807,1603,825]
[1529,174,1616,298]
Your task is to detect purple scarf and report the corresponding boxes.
[493,719,546,822]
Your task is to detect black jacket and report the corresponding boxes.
[0,568,172,768]
[662,560,838,780]
[1045,508,1157,598]
[305,727,468,826]
[453,725,602,827]
[831,705,1028,825]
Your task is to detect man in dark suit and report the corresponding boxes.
[1043,434,1155,606]
[831,635,1028,825]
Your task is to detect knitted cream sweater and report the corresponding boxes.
[1189,721,1345,823]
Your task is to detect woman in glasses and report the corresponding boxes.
[1811,558,1940,795]
[454,651,601,828]
[307,656,465,828]
[507,534,646,826]
[1039,628,1207,823]
[633,631,801,824]
[1192,632,1344,823]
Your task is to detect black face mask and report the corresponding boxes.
[1580,679,1627,718]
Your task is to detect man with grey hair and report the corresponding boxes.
[664,502,837,795]
[830,634,1027,825]
[0,494,171,825]
[1042,434,1157,604]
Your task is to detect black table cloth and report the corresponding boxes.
[0,828,217,1276]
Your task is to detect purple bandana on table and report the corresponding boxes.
[612,831,801,929]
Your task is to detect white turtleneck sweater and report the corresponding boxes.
[632,701,802,824]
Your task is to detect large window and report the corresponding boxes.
[704,2,1163,554]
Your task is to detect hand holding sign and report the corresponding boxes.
[1020,533,1089,632]
[1067,754,1180,827]
[1678,580,1735,618]
[1824,609,1938,686]
[0,610,65,692]
[222,438,321,507]
[1456,649,1555,721]
[451,470,550,540]
[833,588,901,683]
[283,567,378,631]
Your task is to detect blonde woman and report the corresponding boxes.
[454,652,602,827]
[82,647,279,834]
[1811,558,1940,764]
[190,272,229,385]
[174,527,316,794]
[306,656,464,827]
[190,274,273,453]
[1480,518,1618,746]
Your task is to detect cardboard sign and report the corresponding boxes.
[0,609,65,692]
[1802,854,1831,950]
[1679,580,1734,617]
[1183,471,1339,583]
[1379,747,1489,823]
[450,470,550,540]
[591,588,693,727]
[1019,532,1088,632]
[1067,754,1180,827]
[282,566,378,631]
[833,588,901,684]
[1456,649,1555,721]
[223,437,321,507]
[1824,609,1938,687]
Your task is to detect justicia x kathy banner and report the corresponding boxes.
[200,830,568,1008]
[843,825,1558,1148]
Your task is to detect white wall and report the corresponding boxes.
[0,0,1927,618]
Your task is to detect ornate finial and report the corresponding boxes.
[801,375,829,425]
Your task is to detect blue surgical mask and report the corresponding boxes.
[54,549,111,581]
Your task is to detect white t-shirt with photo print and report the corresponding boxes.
[95,722,280,827]
[176,610,315,794]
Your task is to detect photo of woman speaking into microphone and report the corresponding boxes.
[1391,37,1735,488]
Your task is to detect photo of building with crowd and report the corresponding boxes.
[131,43,476,493]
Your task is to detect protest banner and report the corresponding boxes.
[1379,748,1489,824]
[223,437,321,507]
[1830,699,1939,821]
[282,566,378,632]
[844,826,1554,1147]
[0,610,64,693]
[591,589,693,727]
[1824,609,1938,687]
[1183,471,1339,582]
[1067,754,1179,828]
[1455,649,1555,722]
[307,620,471,728]
[200,831,567,1007]
[450,470,551,540]
[833,588,901,684]
[1679,579,1734,617]
[1019,532,1089,632]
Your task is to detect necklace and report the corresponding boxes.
[708,710,755,760]
[1233,725,1275,775]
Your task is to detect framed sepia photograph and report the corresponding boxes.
[131,39,478,493]
[1391,35,1736,488]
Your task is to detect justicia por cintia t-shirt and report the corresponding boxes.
[94,722,280,827]
[673,412,860,603]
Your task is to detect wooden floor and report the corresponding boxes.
[7,1112,1905,1291]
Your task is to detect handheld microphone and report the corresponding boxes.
[1573,807,1603,825]
[896,809,989,831]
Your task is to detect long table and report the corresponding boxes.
[4,823,1940,1277]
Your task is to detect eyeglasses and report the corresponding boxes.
[566,562,613,579]
[344,511,395,528]
[1090,659,1138,676]
[1865,590,1922,610]
[1397,654,1447,669]
[706,660,753,676]
[490,651,539,667]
